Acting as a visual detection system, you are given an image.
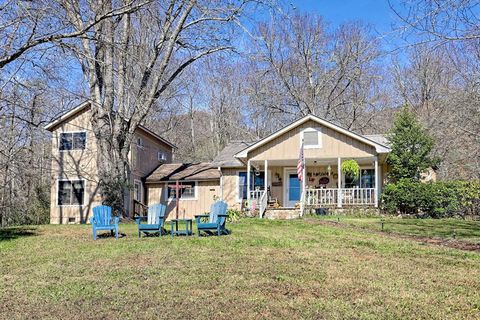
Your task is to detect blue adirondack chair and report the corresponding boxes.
[135,203,167,238]
[195,201,229,237]
[91,205,119,240]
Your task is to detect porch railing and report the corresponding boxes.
[249,190,268,217]
[259,191,268,218]
[305,188,375,207]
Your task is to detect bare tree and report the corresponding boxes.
[52,0,258,213]
[250,12,386,130]
[390,0,480,43]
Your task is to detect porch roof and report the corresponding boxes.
[145,162,220,183]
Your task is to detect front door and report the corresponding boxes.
[285,169,301,207]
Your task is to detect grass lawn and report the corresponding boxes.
[315,215,480,243]
[1,219,479,319]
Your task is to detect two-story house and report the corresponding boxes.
[44,102,175,224]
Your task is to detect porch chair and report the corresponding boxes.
[91,205,119,240]
[195,201,229,237]
[135,203,167,238]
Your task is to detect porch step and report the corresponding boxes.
[264,208,301,220]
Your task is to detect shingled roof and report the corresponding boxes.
[145,162,220,183]
[211,140,256,168]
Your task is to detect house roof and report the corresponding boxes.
[364,134,389,146]
[43,101,176,149]
[235,114,391,158]
[145,162,220,183]
[211,140,256,168]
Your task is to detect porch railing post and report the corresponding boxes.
[247,160,251,210]
[337,157,342,208]
[374,156,379,208]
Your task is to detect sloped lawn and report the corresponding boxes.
[316,215,480,243]
[1,219,479,319]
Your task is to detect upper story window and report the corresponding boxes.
[301,128,322,149]
[137,137,144,149]
[157,151,167,161]
[59,132,86,151]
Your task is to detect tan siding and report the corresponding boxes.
[49,106,173,224]
[49,108,100,224]
[249,120,376,161]
[131,130,173,178]
[146,180,220,220]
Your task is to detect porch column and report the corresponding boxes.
[247,160,251,208]
[337,157,342,208]
[301,160,306,216]
[218,167,223,200]
[264,160,268,193]
[374,156,379,208]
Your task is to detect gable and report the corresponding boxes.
[247,119,377,161]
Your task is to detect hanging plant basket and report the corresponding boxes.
[341,159,360,179]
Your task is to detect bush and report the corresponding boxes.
[381,179,479,218]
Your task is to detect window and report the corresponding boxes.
[157,151,167,161]
[134,180,142,201]
[301,128,322,148]
[344,169,375,188]
[137,138,144,148]
[360,169,375,188]
[238,171,265,200]
[58,180,85,206]
[167,181,196,200]
[59,132,86,151]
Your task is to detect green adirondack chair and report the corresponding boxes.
[91,205,119,240]
[135,203,167,237]
[195,201,229,237]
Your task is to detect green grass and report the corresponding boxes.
[1,219,479,319]
[315,215,480,243]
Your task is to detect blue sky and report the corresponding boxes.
[292,0,396,31]
[289,0,407,53]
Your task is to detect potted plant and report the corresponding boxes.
[341,159,360,180]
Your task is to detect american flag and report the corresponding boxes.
[297,140,304,181]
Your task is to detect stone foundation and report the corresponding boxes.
[306,206,380,217]
[264,208,301,220]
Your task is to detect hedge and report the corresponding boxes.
[381,179,480,218]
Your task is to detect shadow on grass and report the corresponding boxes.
[0,226,38,242]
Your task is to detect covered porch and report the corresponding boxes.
[245,157,381,217]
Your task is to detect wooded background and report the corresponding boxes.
[1,0,479,225]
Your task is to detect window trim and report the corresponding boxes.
[300,127,322,149]
[58,131,87,152]
[56,178,86,207]
[165,181,198,201]
[133,179,143,202]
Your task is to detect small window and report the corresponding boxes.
[68,217,76,224]
[137,138,144,148]
[157,151,167,161]
[134,180,142,201]
[302,128,321,148]
[167,182,196,200]
[58,180,85,206]
[59,132,86,151]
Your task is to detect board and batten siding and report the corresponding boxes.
[249,120,376,161]
[49,107,102,224]
[48,105,174,224]
[146,180,220,220]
